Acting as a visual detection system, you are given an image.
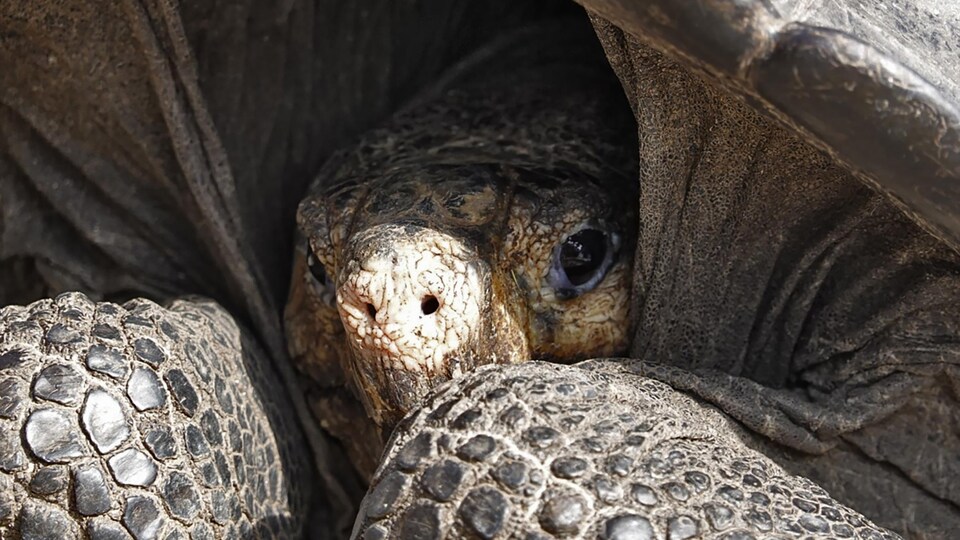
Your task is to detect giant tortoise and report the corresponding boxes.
[1,1,959,539]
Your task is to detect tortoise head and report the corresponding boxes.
[284,27,638,455]
[290,162,636,429]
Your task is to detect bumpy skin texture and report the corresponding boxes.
[354,361,896,540]
[0,293,313,539]
[286,21,638,478]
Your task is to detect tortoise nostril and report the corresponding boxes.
[421,295,439,316]
[366,303,377,319]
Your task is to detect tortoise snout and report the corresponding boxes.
[339,252,445,332]
[336,225,484,376]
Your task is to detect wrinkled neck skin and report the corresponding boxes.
[285,20,637,477]
[591,20,960,534]
[602,36,960,386]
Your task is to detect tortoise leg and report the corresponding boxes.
[353,361,897,539]
[0,293,315,539]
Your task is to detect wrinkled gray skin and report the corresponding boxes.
[1,1,959,540]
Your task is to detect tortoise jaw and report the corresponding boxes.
[349,361,461,429]
[347,341,531,430]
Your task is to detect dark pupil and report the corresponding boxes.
[560,229,607,285]
[306,249,328,286]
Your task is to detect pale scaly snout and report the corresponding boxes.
[335,224,486,425]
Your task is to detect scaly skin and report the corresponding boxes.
[354,361,896,539]
[0,293,314,539]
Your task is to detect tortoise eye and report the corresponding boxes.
[306,246,329,286]
[547,227,620,299]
